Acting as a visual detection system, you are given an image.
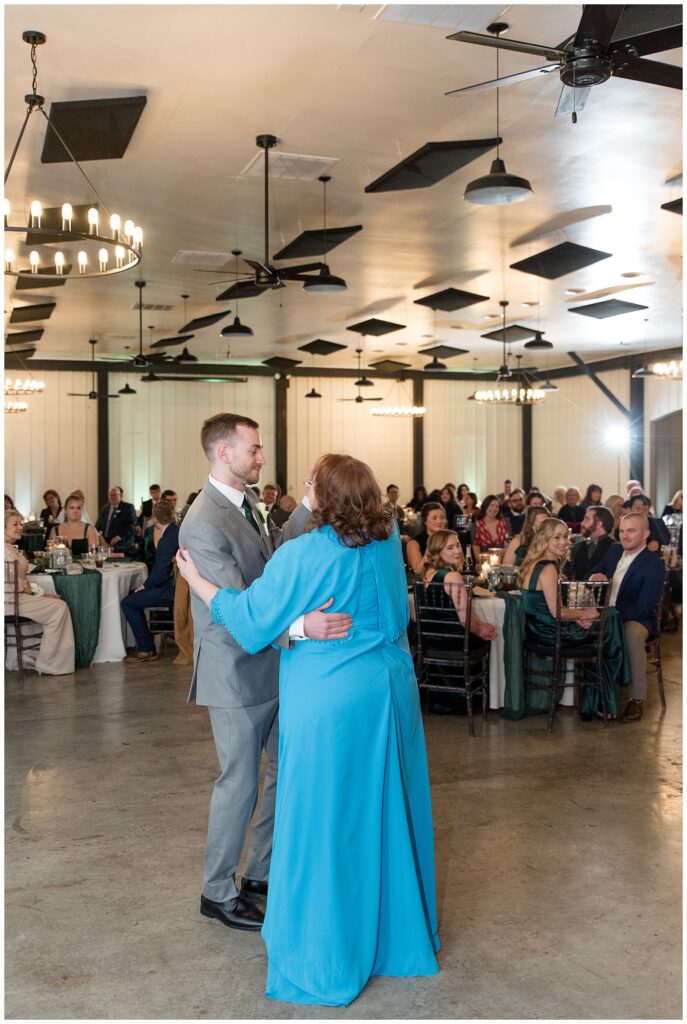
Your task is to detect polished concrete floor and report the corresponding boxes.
[5,635,682,1020]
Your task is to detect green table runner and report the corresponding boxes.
[51,569,102,669]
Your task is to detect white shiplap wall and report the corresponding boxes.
[643,377,683,493]
[286,376,414,500]
[424,380,522,498]
[4,371,99,519]
[532,369,631,498]
[108,374,276,509]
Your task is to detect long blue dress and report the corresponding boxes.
[210,525,440,1006]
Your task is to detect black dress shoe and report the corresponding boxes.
[200,894,264,930]
[240,878,268,897]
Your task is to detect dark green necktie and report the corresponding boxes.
[241,495,260,535]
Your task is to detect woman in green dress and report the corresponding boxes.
[502,506,549,567]
[421,530,497,641]
[517,518,628,720]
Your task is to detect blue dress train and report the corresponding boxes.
[210,525,439,1006]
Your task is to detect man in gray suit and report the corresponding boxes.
[179,413,351,930]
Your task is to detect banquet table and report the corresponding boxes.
[33,561,148,664]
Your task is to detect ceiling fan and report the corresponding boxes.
[139,371,248,385]
[446,6,682,121]
[199,136,346,301]
[67,339,122,399]
[338,349,383,403]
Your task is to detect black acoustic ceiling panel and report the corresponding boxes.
[298,339,347,356]
[346,318,405,337]
[661,197,683,215]
[5,346,36,361]
[364,138,501,193]
[418,344,469,358]
[5,328,44,345]
[568,299,649,319]
[41,97,147,163]
[150,334,195,349]
[481,324,537,343]
[15,269,69,290]
[510,241,612,279]
[273,226,363,261]
[179,311,231,332]
[262,356,302,369]
[9,302,56,323]
[367,358,411,372]
[414,287,489,311]
[25,204,93,245]
[215,281,269,302]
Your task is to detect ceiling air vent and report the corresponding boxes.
[240,151,339,181]
[131,303,174,311]
[172,250,233,267]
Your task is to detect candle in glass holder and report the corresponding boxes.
[488,548,501,566]
[479,553,491,577]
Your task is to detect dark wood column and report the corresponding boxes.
[629,371,645,485]
[413,377,424,487]
[97,369,110,505]
[522,404,532,492]
[275,374,289,493]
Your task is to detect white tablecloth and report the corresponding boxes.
[474,594,576,709]
[33,562,148,664]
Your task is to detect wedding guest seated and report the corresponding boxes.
[568,506,615,580]
[456,483,471,509]
[4,495,16,512]
[261,482,281,516]
[503,488,526,536]
[161,489,178,519]
[471,494,511,562]
[625,479,644,497]
[591,512,666,722]
[121,499,180,663]
[269,494,297,529]
[95,486,137,553]
[39,489,62,528]
[502,506,549,566]
[55,488,93,524]
[551,486,567,516]
[525,489,547,509]
[661,489,683,525]
[462,491,479,519]
[439,485,460,530]
[4,510,75,675]
[179,491,199,523]
[383,484,406,526]
[407,502,459,575]
[421,530,497,642]
[604,493,625,540]
[558,487,584,532]
[519,517,626,720]
[623,493,670,553]
[580,483,603,511]
[407,485,428,512]
[137,484,161,532]
[496,479,514,504]
[47,494,99,557]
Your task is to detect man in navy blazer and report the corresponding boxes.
[591,513,666,723]
[121,499,179,663]
[96,485,138,552]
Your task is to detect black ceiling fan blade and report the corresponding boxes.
[215,281,269,302]
[150,375,249,384]
[244,258,278,277]
[446,64,559,97]
[146,351,174,363]
[150,334,194,349]
[611,5,682,54]
[613,23,683,56]
[447,29,564,61]
[574,5,625,49]
[67,392,91,397]
[613,58,682,89]
[278,261,326,278]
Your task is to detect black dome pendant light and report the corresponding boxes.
[303,176,347,293]
[464,23,533,206]
[221,250,254,337]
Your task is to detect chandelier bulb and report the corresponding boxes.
[5,248,14,271]
[133,225,143,248]
[98,248,108,271]
[54,251,65,274]
[115,245,125,268]
[3,198,10,225]
[87,207,99,234]
[110,213,121,239]
[124,219,134,241]
[77,251,88,273]
[29,250,40,273]
[30,199,41,228]
[61,203,72,231]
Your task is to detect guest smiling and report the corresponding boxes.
[471,494,511,562]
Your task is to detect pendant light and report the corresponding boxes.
[303,176,347,293]
[524,330,553,350]
[221,250,254,337]
[424,355,447,371]
[305,386,322,398]
[464,23,533,206]
[118,382,137,395]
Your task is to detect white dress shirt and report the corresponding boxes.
[609,547,643,606]
[208,475,306,639]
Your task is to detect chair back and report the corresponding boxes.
[4,559,20,620]
[414,577,472,657]
[555,578,611,650]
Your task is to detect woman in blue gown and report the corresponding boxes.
[176,454,439,1006]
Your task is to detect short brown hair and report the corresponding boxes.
[65,493,84,509]
[152,499,176,526]
[309,453,393,548]
[200,413,259,458]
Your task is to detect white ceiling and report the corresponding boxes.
[4,3,683,375]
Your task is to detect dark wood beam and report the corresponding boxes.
[566,352,630,417]
[413,377,424,488]
[629,372,645,485]
[274,375,288,494]
[96,369,109,506]
[522,404,532,492]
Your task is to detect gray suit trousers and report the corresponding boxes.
[204,697,279,904]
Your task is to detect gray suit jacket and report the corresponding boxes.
[179,481,310,709]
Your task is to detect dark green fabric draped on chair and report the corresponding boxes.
[52,569,102,668]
